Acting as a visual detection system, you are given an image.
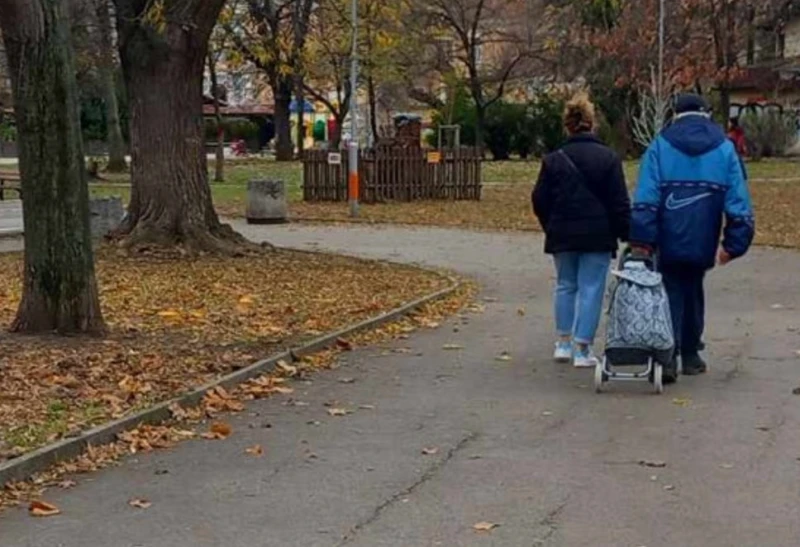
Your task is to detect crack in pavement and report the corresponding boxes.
[336,431,478,546]
[531,500,569,546]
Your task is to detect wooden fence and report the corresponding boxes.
[303,147,482,203]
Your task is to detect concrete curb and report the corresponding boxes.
[0,280,460,486]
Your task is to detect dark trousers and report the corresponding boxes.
[661,265,706,359]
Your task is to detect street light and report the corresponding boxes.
[348,0,359,218]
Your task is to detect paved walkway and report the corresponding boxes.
[0,200,22,238]
[2,222,800,546]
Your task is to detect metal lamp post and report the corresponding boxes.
[348,0,359,218]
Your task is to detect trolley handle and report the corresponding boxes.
[619,246,658,271]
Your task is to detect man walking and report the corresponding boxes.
[630,94,755,384]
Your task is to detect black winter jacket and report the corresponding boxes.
[532,133,631,255]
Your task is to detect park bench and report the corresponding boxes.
[0,170,21,201]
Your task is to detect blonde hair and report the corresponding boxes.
[563,93,597,134]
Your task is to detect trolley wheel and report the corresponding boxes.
[595,361,606,393]
[653,364,664,394]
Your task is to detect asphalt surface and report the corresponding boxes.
[1,221,800,546]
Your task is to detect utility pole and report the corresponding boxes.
[348,0,359,218]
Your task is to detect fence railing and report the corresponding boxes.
[303,147,482,203]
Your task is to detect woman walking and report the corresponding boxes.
[532,94,631,368]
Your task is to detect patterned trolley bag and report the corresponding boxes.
[605,257,675,367]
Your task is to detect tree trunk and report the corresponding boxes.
[331,112,346,149]
[208,53,225,182]
[475,104,486,153]
[367,73,379,145]
[273,78,293,161]
[0,0,105,334]
[295,75,305,158]
[95,0,126,173]
[115,0,254,254]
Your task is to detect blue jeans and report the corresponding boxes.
[553,252,611,345]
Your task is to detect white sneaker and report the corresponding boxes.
[553,341,572,363]
[573,347,600,368]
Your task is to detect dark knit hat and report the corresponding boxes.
[674,93,710,115]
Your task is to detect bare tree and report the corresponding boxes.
[414,0,531,148]
[0,0,105,334]
[225,0,315,161]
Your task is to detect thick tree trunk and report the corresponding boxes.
[208,54,225,182]
[0,0,105,334]
[95,0,126,173]
[114,0,254,254]
[273,78,293,161]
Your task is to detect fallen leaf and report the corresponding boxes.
[245,444,264,457]
[336,338,354,351]
[156,309,181,318]
[517,308,526,316]
[542,411,554,417]
[338,377,356,384]
[442,344,464,351]
[639,460,667,469]
[276,360,298,377]
[128,498,152,509]
[58,480,77,489]
[672,397,692,408]
[720,463,735,470]
[327,408,350,417]
[422,447,439,456]
[473,521,499,532]
[29,500,61,517]
[201,421,232,440]
[238,295,255,306]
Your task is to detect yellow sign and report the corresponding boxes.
[427,151,441,164]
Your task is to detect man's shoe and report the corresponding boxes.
[682,354,708,376]
[663,359,679,385]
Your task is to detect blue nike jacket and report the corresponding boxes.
[630,114,755,269]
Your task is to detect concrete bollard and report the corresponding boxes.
[89,197,125,239]
[246,179,288,224]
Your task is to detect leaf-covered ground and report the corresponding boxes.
[287,179,800,248]
[0,282,475,511]
[0,247,452,459]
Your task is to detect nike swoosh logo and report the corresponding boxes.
[665,192,713,211]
